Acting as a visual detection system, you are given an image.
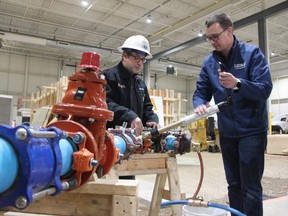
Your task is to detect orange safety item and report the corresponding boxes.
[48,52,118,188]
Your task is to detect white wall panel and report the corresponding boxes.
[271,77,288,100]
[271,76,288,116]
[27,75,58,93]
[0,73,9,92]
[29,57,59,76]
[0,52,10,70]
[63,65,76,76]
[9,54,26,73]
[8,73,25,93]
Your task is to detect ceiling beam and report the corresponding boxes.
[149,1,288,61]
[148,0,238,43]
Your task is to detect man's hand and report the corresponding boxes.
[194,103,209,115]
[131,117,143,136]
[146,121,160,129]
[219,70,238,89]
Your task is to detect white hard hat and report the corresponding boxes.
[118,35,153,59]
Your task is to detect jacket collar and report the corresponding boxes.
[213,35,239,65]
[118,61,138,79]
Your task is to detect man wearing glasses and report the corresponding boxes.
[103,35,159,138]
[193,13,272,216]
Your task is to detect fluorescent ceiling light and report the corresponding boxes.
[81,1,89,7]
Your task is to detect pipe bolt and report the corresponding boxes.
[15,196,28,209]
[72,132,84,144]
[15,128,28,141]
[90,159,98,167]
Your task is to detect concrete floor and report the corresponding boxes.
[136,151,288,216]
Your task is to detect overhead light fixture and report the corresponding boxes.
[271,51,276,56]
[146,15,152,24]
[166,65,177,76]
[198,30,203,37]
[81,0,89,7]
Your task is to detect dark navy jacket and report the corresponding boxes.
[193,36,273,138]
[103,62,158,129]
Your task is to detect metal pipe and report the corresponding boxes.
[142,101,228,140]
[30,130,57,138]
[32,187,57,201]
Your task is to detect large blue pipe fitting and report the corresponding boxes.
[0,125,74,209]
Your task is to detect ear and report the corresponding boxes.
[123,51,129,59]
[227,27,233,36]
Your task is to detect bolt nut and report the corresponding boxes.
[90,159,98,167]
[88,118,95,123]
[15,128,28,141]
[72,132,84,144]
[15,196,28,209]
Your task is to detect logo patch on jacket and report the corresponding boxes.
[234,63,245,70]
[118,83,126,88]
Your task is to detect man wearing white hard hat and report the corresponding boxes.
[103,35,159,139]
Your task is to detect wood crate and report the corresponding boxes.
[149,89,187,126]
[30,76,68,123]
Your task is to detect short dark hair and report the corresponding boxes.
[123,48,147,57]
[205,12,233,30]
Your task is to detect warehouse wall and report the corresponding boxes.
[0,50,287,122]
[270,61,288,115]
[0,51,76,122]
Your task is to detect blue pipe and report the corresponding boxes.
[0,137,19,193]
[59,138,75,176]
[208,202,246,216]
[161,200,188,207]
[160,200,246,216]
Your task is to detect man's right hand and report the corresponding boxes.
[194,104,209,115]
[131,117,143,136]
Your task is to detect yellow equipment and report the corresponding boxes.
[188,117,220,152]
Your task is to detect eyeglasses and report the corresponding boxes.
[129,54,146,63]
[206,28,228,42]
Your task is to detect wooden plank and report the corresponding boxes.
[129,153,170,159]
[111,195,138,216]
[1,180,139,216]
[2,212,55,216]
[74,179,139,196]
[115,168,167,176]
[148,173,167,216]
[114,158,166,172]
[166,157,182,216]
[30,107,52,127]
[3,194,112,216]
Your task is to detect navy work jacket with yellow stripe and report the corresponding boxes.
[193,36,273,138]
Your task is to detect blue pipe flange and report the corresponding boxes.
[0,125,66,209]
